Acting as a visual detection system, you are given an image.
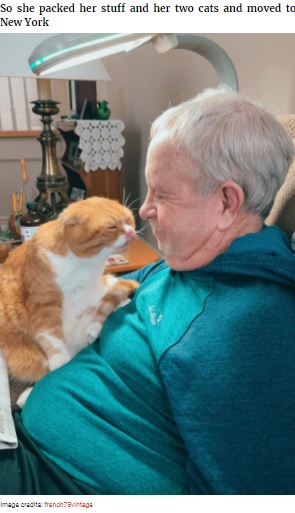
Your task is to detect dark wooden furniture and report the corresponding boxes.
[58,123,123,202]
[105,238,160,274]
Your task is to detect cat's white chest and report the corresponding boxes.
[44,248,109,355]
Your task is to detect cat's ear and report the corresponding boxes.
[59,209,82,226]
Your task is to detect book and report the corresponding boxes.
[0,349,18,449]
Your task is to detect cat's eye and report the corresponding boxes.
[107,225,117,230]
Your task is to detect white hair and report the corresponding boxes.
[150,87,294,218]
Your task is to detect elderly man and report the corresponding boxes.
[1,87,295,494]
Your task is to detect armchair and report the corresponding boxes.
[266,115,295,238]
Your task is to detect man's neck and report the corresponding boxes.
[212,212,263,260]
[189,212,263,270]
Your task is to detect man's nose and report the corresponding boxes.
[139,193,156,220]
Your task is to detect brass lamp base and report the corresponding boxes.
[31,99,69,218]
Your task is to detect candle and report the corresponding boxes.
[37,79,52,100]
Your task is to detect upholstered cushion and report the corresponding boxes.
[265,115,295,238]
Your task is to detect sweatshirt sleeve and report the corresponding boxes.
[159,285,295,495]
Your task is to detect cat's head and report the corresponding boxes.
[59,197,136,258]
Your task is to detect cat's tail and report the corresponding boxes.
[1,335,48,384]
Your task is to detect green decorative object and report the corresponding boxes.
[96,100,111,120]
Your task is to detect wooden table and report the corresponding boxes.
[105,238,160,274]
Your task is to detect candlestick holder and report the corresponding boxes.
[31,99,69,218]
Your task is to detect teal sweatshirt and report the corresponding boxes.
[22,226,295,494]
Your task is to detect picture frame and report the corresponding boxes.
[70,187,86,201]
[80,99,94,120]
[68,141,79,163]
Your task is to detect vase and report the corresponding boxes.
[8,211,23,239]
[96,100,111,120]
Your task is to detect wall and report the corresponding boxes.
[0,132,65,224]
[1,34,295,245]
[96,33,295,246]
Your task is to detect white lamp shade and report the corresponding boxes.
[26,33,238,91]
[28,33,154,76]
[0,34,110,80]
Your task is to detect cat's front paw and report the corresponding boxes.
[17,387,33,409]
[117,297,131,309]
[86,322,103,344]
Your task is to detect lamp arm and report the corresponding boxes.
[174,34,238,92]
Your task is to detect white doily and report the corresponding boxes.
[75,120,125,172]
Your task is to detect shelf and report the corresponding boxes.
[59,126,123,202]
[62,160,81,174]
[0,130,41,138]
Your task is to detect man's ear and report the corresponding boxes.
[216,181,245,231]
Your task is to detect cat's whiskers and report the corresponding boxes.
[124,195,142,213]
[123,190,132,206]
[136,224,149,240]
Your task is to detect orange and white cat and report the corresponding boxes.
[0,197,139,406]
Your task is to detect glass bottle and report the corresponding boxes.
[20,202,46,243]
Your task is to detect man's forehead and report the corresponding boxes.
[145,148,174,186]
[147,134,170,158]
[147,135,187,167]
[146,135,194,179]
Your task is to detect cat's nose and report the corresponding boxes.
[125,228,136,243]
